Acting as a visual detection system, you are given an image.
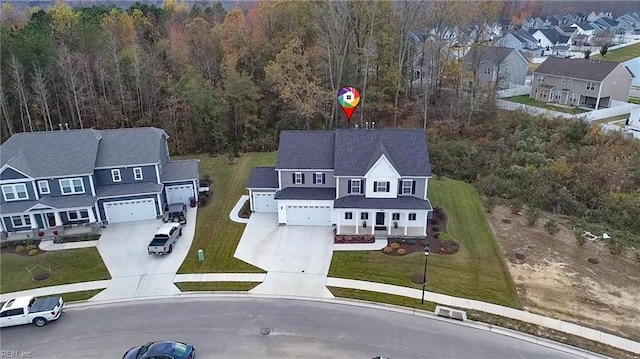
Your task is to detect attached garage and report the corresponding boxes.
[104,198,157,223]
[166,184,194,205]
[253,192,277,212]
[285,205,332,226]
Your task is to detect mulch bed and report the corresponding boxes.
[238,200,251,219]
[334,234,375,244]
[382,207,460,256]
[53,233,100,244]
[0,240,44,256]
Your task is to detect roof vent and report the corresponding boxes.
[372,121,376,128]
[65,123,69,131]
[355,124,358,129]
[365,121,369,129]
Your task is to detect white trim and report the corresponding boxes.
[0,164,33,180]
[31,173,93,180]
[277,171,282,190]
[66,209,90,221]
[31,181,40,200]
[294,172,303,184]
[94,162,158,170]
[1,183,29,201]
[314,172,323,184]
[156,193,163,217]
[94,203,102,222]
[133,167,144,181]
[276,168,334,172]
[10,214,32,228]
[155,164,161,184]
[26,203,56,211]
[59,178,86,195]
[402,179,413,194]
[111,169,122,182]
[333,175,365,179]
[161,179,198,184]
[424,176,430,200]
[350,179,361,194]
[245,187,278,190]
[364,154,401,178]
[97,191,163,199]
[374,181,388,192]
[38,180,50,195]
[89,176,96,197]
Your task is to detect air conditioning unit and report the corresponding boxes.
[435,305,467,321]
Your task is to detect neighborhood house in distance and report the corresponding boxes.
[0,127,199,235]
[246,129,433,236]
[531,57,634,109]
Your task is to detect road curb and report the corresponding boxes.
[66,293,611,358]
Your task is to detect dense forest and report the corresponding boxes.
[1,1,638,240]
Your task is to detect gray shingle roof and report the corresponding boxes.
[0,130,101,177]
[0,195,97,214]
[463,47,516,67]
[537,29,570,45]
[96,182,164,198]
[247,167,278,189]
[534,58,621,82]
[95,128,167,167]
[274,187,335,200]
[334,196,432,210]
[334,129,431,176]
[162,160,199,182]
[276,131,335,169]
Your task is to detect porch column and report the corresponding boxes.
[355,210,359,235]
[371,214,375,235]
[54,211,63,227]
[336,211,341,235]
[88,207,97,223]
[29,213,38,229]
[387,212,392,235]
[424,212,428,236]
[404,212,409,236]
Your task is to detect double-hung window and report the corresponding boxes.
[38,181,50,195]
[375,181,388,192]
[11,215,31,227]
[586,82,596,91]
[409,213,417,221]
[60,178,85,195]
[351,179,361,194]
[68,210,90,221]
[294,172,303,184]
[313,172,324,184]
[111,169,122,182]
[402,180,413,194]
[133,167,143,181]
[2,184,28,201]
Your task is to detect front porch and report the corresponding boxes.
[337,225,426,238]
[334,209,430,237]
[1,222,101,242]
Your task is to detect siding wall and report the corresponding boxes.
[0,168,27,180]
[94,165,158,186]
[279,170,336,188]
[0,181,36,205]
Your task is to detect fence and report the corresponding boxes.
[496,99,578,119]
[497,85,531,98]
[581,103,639,122]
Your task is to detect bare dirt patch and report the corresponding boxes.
[487,205,640,342]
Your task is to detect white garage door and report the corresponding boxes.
[104,198,157,223]
[166,184,194,205]
[253,192,277,212]
[286,205,332,226]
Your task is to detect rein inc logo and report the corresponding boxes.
[1,351,32,358]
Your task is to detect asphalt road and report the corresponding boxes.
[0,297,585,359]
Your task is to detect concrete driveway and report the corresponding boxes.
[234,213,335,298]
[91,208,197,301]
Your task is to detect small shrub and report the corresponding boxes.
[574,229,586,246]
[28,249,39,256]
[394,238,403,245]
[484,196,497,213]
[544,219,560,235]
[25,244,37,251]
[510,199,522,215]
[15,245,26,253]
[439,232,454,243]
[608,238,625,255]
[390,242,401,250]
[434,207,446,221]
[383,246,394,254]
[421,239,429,246]
[397,248,407,255]
[432,225,440,233]
[406,239,416,245]
[24,239,33,246]
[524,207,541,226]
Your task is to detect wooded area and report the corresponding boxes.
[1,1,638,238]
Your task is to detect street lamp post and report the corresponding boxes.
[421,245,430,305]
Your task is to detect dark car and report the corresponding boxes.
[163,203,187,225]
[123,341,195,359]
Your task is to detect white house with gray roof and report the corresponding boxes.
[246,129,433,236]
[0,127,199,235]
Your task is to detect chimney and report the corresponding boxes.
[65,123,69,130]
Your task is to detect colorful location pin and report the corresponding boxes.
[337,86,360,122]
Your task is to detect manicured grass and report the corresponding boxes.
[178,153,276,273]
[59,289,103,302]
[328,178,521,308]
[175,282,260,292]
[328,287,437,312]
[505,95,588,114]
[592,42,640,63]
[593,114,629,125]
[0,248,111,293]
[628,97,640,105]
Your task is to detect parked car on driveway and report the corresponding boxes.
[123,340,195,359]
[148,222,182,255]
[0,295,64,328]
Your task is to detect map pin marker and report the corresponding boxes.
[338,86,360,122]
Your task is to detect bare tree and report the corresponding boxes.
[32,65,54,131]
[9,55,33,132]
[105,33,128,123]
[358,6,376,127]
[57,45,84,129]
[0,86,15,136]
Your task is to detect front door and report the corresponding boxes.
[46,213,56,227]
[375,212,385,230]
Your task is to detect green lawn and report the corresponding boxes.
[593,114,629,125]
[505,95,588,114]
[178,152,276,273]
[592,42,640,62]
[175,282,260,291]
[0,248,110,293]
[58,289,103,302]
[328,178,521,308]
[328,287,437,312]
[628,97,640,105]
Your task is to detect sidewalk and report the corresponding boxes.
[0,280,110,302]
[39,239,98,251]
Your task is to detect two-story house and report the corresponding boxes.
[530,58,634,109]
[463,46,529,90]
[0,127,199,235]
[246,129,433,236]
[493,31,544,57]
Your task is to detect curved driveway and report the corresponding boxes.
[0,297,588,359]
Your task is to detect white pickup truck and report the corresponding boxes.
[147,222,182,255]
[0,295,64,328]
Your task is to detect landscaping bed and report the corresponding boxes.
[334,234,375,244]
[238,199,251,219]
[54,233,100,243]
[1,240,44,257]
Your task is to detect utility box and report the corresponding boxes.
[197,249,204,261]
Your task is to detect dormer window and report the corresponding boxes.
[374,181,389,193]
[2,184,28,201]
[293,172,304,184]
[112,169,122,182]
[313,172,325,184]
[133,167,143,181]
[351,179,361,194]
[402,180,414,194]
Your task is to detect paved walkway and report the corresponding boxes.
[229,195,249,224]
[0,280,110,302]
[39,239,98,251]
[334,239,387,251]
